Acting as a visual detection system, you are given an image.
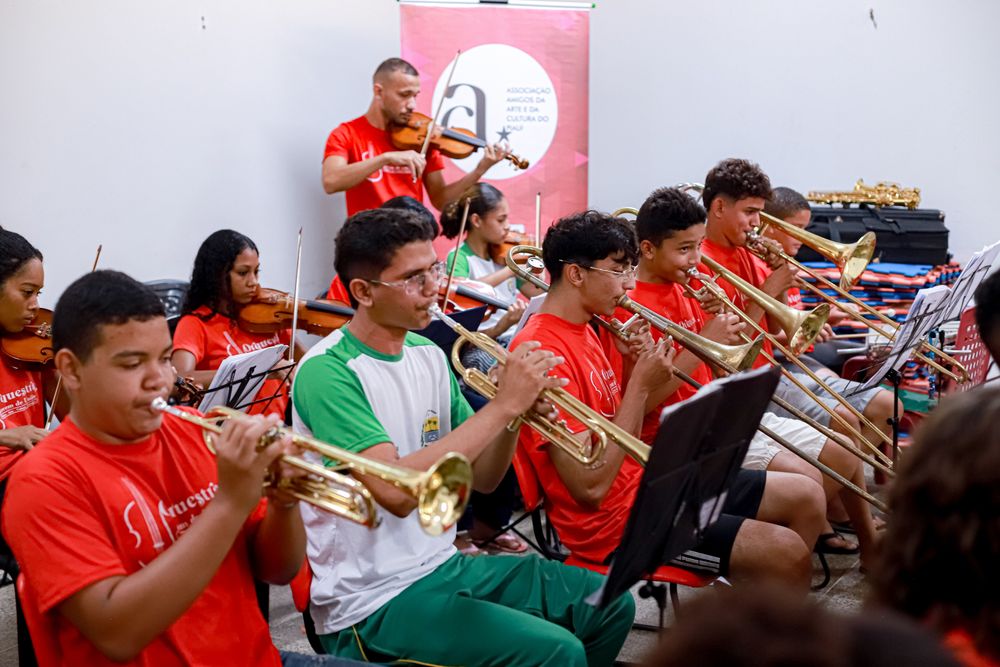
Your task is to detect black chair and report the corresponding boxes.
[144,279,189,335]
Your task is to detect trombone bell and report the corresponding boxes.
[758,211,876,289]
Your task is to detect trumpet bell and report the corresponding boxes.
[417,453,473,536]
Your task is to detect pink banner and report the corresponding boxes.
[400,5,590,253]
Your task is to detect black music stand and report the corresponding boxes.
[591,366,781,608]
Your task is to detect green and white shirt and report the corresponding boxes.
[446,241,519,333]
[291,327,473,634]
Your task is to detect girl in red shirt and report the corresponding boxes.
[0,229,57,481]
[172,230,301,419]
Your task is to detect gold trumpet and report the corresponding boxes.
[430,305,651,466]
[151,398,472,536]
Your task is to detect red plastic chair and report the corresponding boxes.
[17,575,59,667]
[512,449,717,629]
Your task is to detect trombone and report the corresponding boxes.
[503,246,888,510]
[693,257,895,460]
[430,304,649,465]
[151,398,472,536]
[752,210,968,382]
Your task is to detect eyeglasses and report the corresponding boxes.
[561,260,638,282]
[367,262,446,295]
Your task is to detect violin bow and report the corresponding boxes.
[417,49,462,180]
[440,198,471,310]
[46,244,103,429]
[288,227,303,364]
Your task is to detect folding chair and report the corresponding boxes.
[144,279,189,335]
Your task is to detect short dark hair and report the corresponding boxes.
[974,269,1000,361]
[870,386,1000,661]
[381,196,439,237]
[542,210,638,284]
[374,58,418,81]
[334,208,437,308]
[53,270,166,362]
[764,186,811,222]
[439,183,505,239]
[182,230,259,318]
[702,158,772,211]
[0,228,43,286]
[635,187,707,246]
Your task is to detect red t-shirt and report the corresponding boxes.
[324,115,446,216]
[610,281,714,444]
[700,238,773,368]
[0,354,45,480]
[325,275,351,303]
[1,413,280,667]
[172,307,290,417]
[510,313,643,563]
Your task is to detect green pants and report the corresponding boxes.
[318,552,635,667]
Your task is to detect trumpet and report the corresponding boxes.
[430,305,651,466]
[503,245,888,508]
[150,398,472,536]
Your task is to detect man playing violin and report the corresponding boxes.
[321,58,509,215]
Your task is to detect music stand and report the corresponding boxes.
[190,344,289,413]
[590,366,781,608]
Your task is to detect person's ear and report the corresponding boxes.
[565,263,586,288]
[349,278,375,308]
[640,239,656,260]
[55,348,84,392]
[469,213,482,230]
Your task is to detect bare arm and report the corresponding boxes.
[249,499,306,585]
[57,416,288,662]
[170,349,217,389]
[425,144,508,210]
[323,152,428,194]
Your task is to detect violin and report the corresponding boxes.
[238,288,354,337]
[489,231,535,265]
[391,112,530,171]
[439,278,512,314]
[2,309,54,368]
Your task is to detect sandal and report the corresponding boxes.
[473,532,528,554]
[831,516,886,535]
[815,532,860,555]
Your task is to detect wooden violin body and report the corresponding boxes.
[391,112,529,170]
[2,309,54,368]
[489,231,535,265]
[239,288,354,337]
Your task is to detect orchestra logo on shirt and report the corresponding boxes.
[430,44,557,181]
[421,410,441,445]
[588,368,620,419]
[121,477,218,566]
[0,379,40,428]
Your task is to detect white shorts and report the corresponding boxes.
[741,412,828,470]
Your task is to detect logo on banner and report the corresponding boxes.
[431,44,558,180]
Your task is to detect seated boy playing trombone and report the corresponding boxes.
[1,270,360,666]
[292,207,635,667]
[510,210,827,590]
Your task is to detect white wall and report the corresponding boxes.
[2,0,998,310]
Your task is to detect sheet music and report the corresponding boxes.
[512,293,547,337]
[197,344,288,413]
[860,286,951,390]
[942,241,1000,320]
